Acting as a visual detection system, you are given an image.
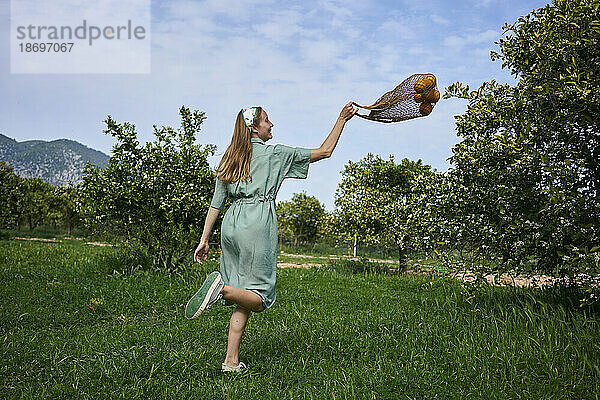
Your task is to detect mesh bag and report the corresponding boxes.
[352,73,439,123]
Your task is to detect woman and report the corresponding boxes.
[185,102,358,372]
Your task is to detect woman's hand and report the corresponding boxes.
[194,241,209,264]
[310,101,357,162]
[339,102,358,122]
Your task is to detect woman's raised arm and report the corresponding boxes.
[310,102,357,163]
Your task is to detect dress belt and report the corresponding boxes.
[232,195,275,204]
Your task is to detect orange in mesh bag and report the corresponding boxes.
[352,73,440,123]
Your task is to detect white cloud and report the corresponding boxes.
[251,9,307,44]
[443,29,499,49]
[472,47,494,61]
[376,17,417,41]
[317,0,354,26]
[298,38,348,70]
[430,14,451,26]
[161,0,273,20]
[407,46,428,55]
[471,0,494,8]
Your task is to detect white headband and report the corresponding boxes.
[242,107,258,130]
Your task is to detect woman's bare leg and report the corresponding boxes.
[223,305,251,367]
[221,285,265,312]
[220,286,264,367]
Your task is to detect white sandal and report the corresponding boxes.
[221,362,247,372]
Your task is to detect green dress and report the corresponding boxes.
[210,137,311,309]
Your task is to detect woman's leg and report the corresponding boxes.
[221,285,265,312]
[220,287,264,367]
[223,305,251,367]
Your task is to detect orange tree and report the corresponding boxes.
[334,154,434,271]
[78,107,216,271]
[54,185,80,236]
[438,0,600,275]
[0,162,21,229]
[276,192,325,250]
[20,176,54,232]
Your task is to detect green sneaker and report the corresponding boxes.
[185,271,224,319]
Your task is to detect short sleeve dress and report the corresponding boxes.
[210,137,311,309]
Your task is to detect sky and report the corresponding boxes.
[0,0,549,209]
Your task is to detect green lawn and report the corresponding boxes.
[1,240,599,399]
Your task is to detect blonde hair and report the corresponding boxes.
[215,107,262,183]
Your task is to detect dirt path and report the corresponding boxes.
[278,262,319,269]
[14,237,115,247]
[278,253,600,289]
[14,237,62,243]
[279,252,398,264]
[410,266,600,289]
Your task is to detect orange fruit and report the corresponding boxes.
[423,74,436,90]
[419,102,433,116]
[414,93,424,103]
[414,79,426,93]
[423,89,440,103]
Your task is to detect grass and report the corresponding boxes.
[1,239,599,399]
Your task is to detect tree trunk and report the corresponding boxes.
[353,232,357,257]
[398,245,407,273]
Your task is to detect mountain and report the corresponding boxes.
[0,133,109,186]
